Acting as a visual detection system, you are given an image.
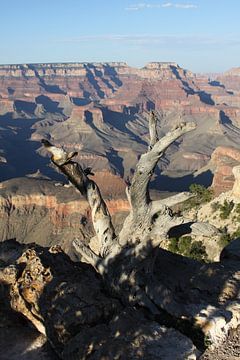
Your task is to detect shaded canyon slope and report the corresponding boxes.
[1,62,240,192]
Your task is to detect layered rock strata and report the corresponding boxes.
[1,61,240,191]
[0,177,129,255]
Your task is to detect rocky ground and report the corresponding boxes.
[200,326,240,360]
[0,284,58,360]
[0,326,239,360]
[0,309,240,360]
[0,326,57,360]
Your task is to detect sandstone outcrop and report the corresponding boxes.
[231,165,240,197]
[210,146,240,195]
[182,162,240,262]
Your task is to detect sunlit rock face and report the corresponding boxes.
[216,67,240,93]
[231,165,240,198]
[209,146,240,195]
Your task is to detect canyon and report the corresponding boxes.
[1,61,240,248]
[1,62,240,190]
[1,62,240,359]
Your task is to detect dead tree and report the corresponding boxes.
[46,115,197,259]
[40,114,217,313]
[1,112,239,359]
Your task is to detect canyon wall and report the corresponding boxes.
[1,61,240,246]
[1,61,240,189]
[0,177,129,255]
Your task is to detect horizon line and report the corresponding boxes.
[0,60,235,75]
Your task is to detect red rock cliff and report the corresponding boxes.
[211,146,240,195]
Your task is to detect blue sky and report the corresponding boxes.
[1,0,240,72]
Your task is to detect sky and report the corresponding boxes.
[0,0,240,73]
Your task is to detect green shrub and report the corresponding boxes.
[189,241,207,261]
[218,225,240,249]
[219,227,231,247]
[182,184,213,211]
[178,236,192,256]
[219,200,234,219]
[181,198,198,211]
[168,237,178,253]
[168,236,207,261]
[189,184,213,202]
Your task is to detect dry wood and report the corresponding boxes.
[42,143,119,259]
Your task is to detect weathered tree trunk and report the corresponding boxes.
[1,113,239,359]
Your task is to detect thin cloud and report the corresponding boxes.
[58,34,238,47]
[125,2,198,11]
[163,2,197,8]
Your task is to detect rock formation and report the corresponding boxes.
[216,67,240,93]
[1,61,240,193]
[231,165,240,198]
[210,146,240,195]
[183,161,240,263]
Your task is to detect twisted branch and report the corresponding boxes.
[42,141,118,259]
[130,121,197,212]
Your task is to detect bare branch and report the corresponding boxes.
[151,192,195,214]
[72,238,104,273]
[130,122,197,211]
[41,139,78,165]
[42,140,117,258]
